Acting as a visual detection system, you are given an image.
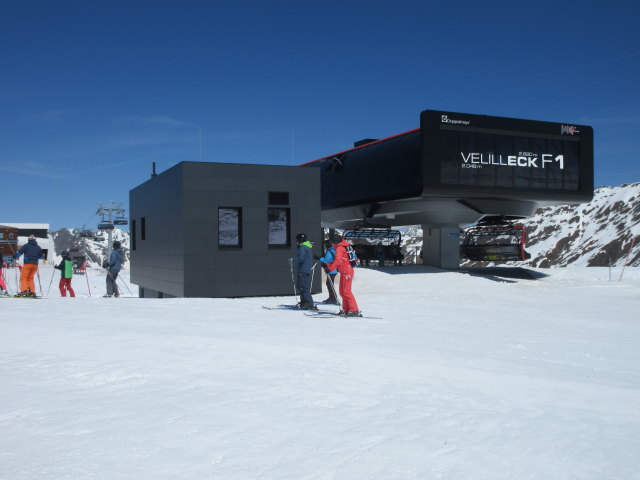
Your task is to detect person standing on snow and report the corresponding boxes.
[104,240,124,298]
[14,234,43,297]
[0,259,8,296]
[55,251,75,297]
[328,234,362,317]
[316,239,339,305]
[292,233,317,310]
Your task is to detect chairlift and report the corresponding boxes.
[460,216,531,262]
[343,227,404,267]
[343,227,402,244]
[79,228,95,238]
[98,220,114,231]
[114,216,128,226]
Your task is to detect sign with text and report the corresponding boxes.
[421,110,593,201]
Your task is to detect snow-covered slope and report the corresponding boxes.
[524,183,640,267]
[0,266,638,479]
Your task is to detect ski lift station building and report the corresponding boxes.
[129,163,321,298]
[129,109,593,298]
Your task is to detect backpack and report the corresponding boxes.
[345,244,359,268]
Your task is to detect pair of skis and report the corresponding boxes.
[261,304,381,319]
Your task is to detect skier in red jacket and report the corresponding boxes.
[327,235,362,317]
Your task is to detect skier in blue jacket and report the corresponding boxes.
[14,235,43,296]
[292,233,317,310]
[104,241,124,297]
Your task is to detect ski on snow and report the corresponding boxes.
[303,311,383,320]
[261,304,337,314]
[261,305,382,320]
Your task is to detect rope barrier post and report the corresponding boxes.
[84,263,91,298]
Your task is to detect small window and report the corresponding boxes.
[131,220,137,251]
[9,233,14,239]
[141,217,146,240]
[0,233,3,239]
[268,191,289,205]
[268,207,290,247]
[218,207,242,248]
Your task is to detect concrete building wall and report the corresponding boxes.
[130,162,322,299]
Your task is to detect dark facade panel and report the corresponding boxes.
[303,130,422,210]
[130,162,322,299]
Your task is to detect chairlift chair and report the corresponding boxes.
[343,227,402,244]
[97,220,115,231]
[114,216,128,226]
[343,227,403,267]
[460,216,531,262]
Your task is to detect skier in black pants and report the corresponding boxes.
[291,233,317,310]
[315,239,339,305]
[104,241,124,298]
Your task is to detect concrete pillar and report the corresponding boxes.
[422,224,460,269]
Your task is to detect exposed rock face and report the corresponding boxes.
[523,183,640,267]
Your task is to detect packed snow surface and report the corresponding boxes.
[1,264,639,479]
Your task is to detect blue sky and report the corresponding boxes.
[1,0,639,230]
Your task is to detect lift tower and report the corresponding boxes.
[96,201,126,262]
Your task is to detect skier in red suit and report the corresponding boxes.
[327,235,362,317]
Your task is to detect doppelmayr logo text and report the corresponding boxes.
[441,115,470,126]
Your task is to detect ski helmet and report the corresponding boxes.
[113,241,121,248]
[295,233,307,243]
[61,251,69,257]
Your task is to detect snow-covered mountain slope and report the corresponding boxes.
[50,228,129,267]
[523,182,640,267]
[398,183,640,268]
[44,184,640,269]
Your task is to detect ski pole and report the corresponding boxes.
[310,261,318,290]
[46,268,56,297]
[36,268,43,296]
[327,272,340,303]
[14,263,20,293]
[117,274,134,296]
[289,258,297,299]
